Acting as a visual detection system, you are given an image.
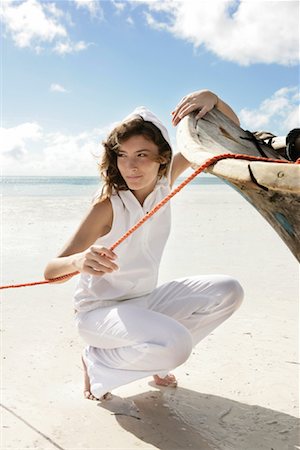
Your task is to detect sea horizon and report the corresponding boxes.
[1,174,224,197]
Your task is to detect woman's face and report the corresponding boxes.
[116,134,161,203]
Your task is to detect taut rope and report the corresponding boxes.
[1,153,297,290]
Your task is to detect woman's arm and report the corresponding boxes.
[44,198,118,282]
[170,90,240,185]
[171,89,240,126]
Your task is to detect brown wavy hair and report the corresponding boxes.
[98,117,172,199]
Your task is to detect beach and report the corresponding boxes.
[1,179,299,450]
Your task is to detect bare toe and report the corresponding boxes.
[102,392,113,400]
[84,389,97,401]
[82,354,112,401]
[84,389,112,401]
[153,373,178,387]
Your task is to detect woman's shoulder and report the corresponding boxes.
[88,197,113,238]
[92,196,113,215]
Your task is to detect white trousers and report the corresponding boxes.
[75,275,243,398]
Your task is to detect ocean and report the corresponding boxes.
[1,175,224,197]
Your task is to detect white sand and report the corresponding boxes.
[1,184,299,450]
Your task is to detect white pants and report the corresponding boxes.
[75,275,243,398]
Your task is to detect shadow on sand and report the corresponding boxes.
[99,385,298,450]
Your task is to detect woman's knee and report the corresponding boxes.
[219,275,244,310]
[162,325,193,368]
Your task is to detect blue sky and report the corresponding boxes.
[1,0,299,175]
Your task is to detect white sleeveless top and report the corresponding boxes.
[74,177,171,312]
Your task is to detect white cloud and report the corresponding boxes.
[74,0,103,19]
[0,122,43,159]
[1,0,91,54]
[111,1,126,13]
[239,86,300,135]
[144,12,165,30]
[50,83,68,93]
[135,0,299,66]
[126,16,134,26]
[1,122,108,176]
[284,105,300,131]
[0,0,67,48]
[53,40,90,55]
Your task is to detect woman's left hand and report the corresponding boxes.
[171,89,218,126]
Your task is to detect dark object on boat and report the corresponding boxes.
[286,128,300,162]
[176,108,300,262]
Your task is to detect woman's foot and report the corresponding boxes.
[153,373,178,387]
[82,356,111,401]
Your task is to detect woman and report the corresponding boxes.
[44,90,243,400]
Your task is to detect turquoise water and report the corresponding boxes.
[1,175,223,197]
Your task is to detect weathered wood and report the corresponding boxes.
[177,109,300,262]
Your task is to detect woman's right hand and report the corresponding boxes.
[171,90,218,126]
[72,246,118,276]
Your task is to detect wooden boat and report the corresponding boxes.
[176,109,300,262]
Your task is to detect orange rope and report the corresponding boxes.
[1,152,297,291]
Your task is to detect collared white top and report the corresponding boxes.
[74,177,171,312]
